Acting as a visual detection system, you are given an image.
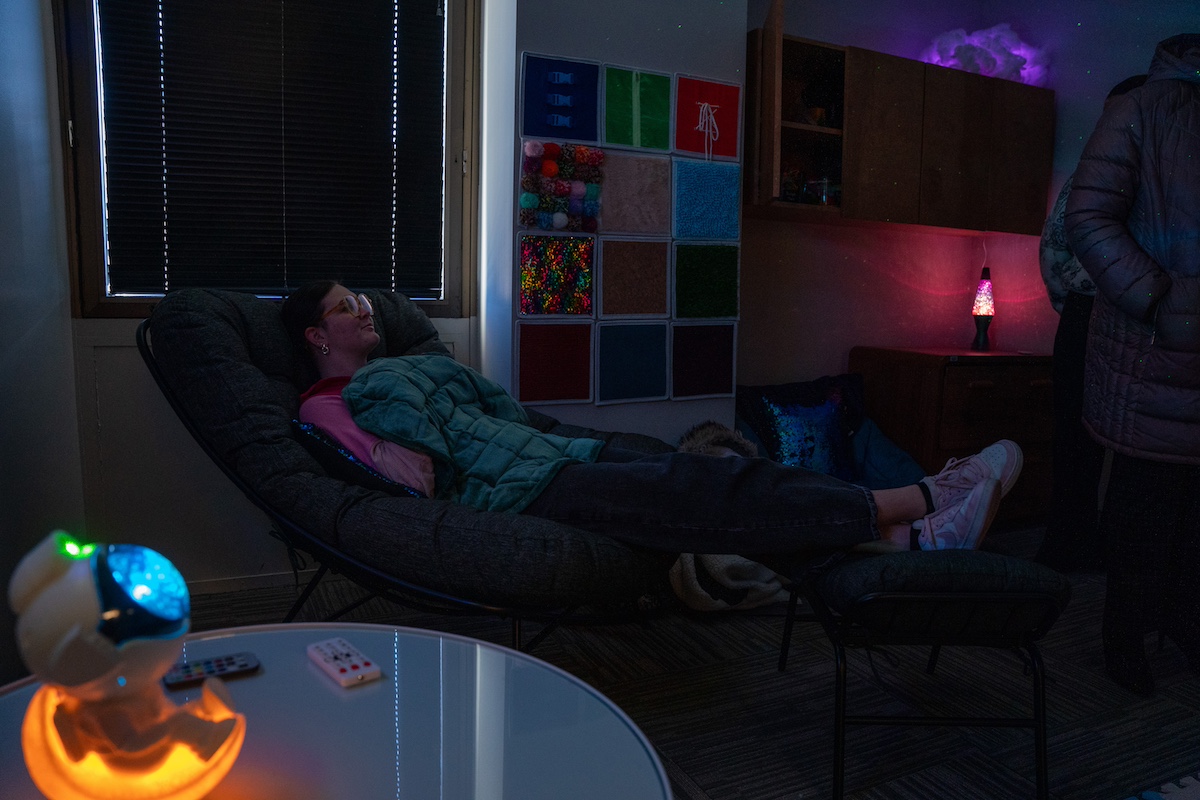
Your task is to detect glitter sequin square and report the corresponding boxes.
[519,234,595,316]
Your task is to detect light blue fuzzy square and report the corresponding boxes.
[673,160,741,240]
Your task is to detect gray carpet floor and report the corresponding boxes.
[189,527,1200,800]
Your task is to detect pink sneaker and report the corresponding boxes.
[918,478,1001,550]
[921,439,1023,511]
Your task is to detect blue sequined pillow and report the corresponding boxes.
[735,375,864,481]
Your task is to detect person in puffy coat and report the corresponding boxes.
[1034,74,1145,574]
[1065,33,1200,696]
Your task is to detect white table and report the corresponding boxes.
[0,623,670,799]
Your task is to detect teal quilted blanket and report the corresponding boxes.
[344,355,602,512]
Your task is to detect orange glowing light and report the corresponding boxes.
[21,685,245,800]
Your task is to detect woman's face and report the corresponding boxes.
[313,284,380,358]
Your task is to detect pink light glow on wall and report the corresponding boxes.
[922,23,1048,86]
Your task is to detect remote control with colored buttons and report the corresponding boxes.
[306,637,383,687]
[163,652,261,688]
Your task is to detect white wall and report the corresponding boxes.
[0,0,86,683]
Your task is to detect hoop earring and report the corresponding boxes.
[320,343,330,356]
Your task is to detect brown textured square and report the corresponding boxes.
[601,240,669,316]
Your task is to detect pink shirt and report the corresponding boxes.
[299,376,436,497]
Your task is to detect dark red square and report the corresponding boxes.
[518,323,593,402]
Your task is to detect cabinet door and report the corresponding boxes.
[744,28,768,204]
[919,64,991,230]
[841,48,924,224]
[986,79,1056,234]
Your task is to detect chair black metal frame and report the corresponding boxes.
[137,318,598,652]
[778,569,1067,800]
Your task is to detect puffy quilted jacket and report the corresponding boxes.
[1065,34,1200,463]
[344,354,603,512]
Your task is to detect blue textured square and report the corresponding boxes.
[597,324,668,402]
[673,160,741,240]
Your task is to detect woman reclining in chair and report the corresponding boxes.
[281,281,1023,560]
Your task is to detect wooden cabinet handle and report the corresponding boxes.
[967,380,996,389]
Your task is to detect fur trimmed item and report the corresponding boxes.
[675,419,759,458]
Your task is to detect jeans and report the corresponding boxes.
[521,446,878,558]
[1102,452,1200,659]
[1037,290,1107,570]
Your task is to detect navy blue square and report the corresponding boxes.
[522,55,600,141]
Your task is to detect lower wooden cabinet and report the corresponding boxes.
[849,346,1053,524]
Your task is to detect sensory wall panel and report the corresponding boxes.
[522,55,600,141]
[674,159,741,240]
[518,323,593,402]
[597,323,669,403]
[600,152,672,235]
[674,76,741,160]
[675,243,738,318]
[518,140,605,233]
[672,323,736,398]
[600,239,670,317]
[516,54,741,406]
[518,234,595,316]
[604,66,672,150]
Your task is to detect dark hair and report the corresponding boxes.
[1107,74,1148,99]
[280,279,339,353]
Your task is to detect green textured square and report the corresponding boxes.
[605,68,670,150]
[675,244,739,318]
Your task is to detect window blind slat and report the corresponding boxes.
[96,0,445,298]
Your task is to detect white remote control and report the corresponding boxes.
[306,637,383,687]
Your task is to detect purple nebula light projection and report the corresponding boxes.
[921,23,1047,86]
[519,234,594,316]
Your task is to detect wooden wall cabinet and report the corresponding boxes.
[840,48,925,224]
[744,17,1055,235]
[848,346,1054,524]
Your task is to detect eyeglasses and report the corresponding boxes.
[318,293,374,322]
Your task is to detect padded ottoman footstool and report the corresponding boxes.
[778,549,1072,800]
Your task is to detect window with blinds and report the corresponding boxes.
[62,0,464,313]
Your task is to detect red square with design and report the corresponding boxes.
[674,77,741,159]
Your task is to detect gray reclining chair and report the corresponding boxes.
[137,287,676,649]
